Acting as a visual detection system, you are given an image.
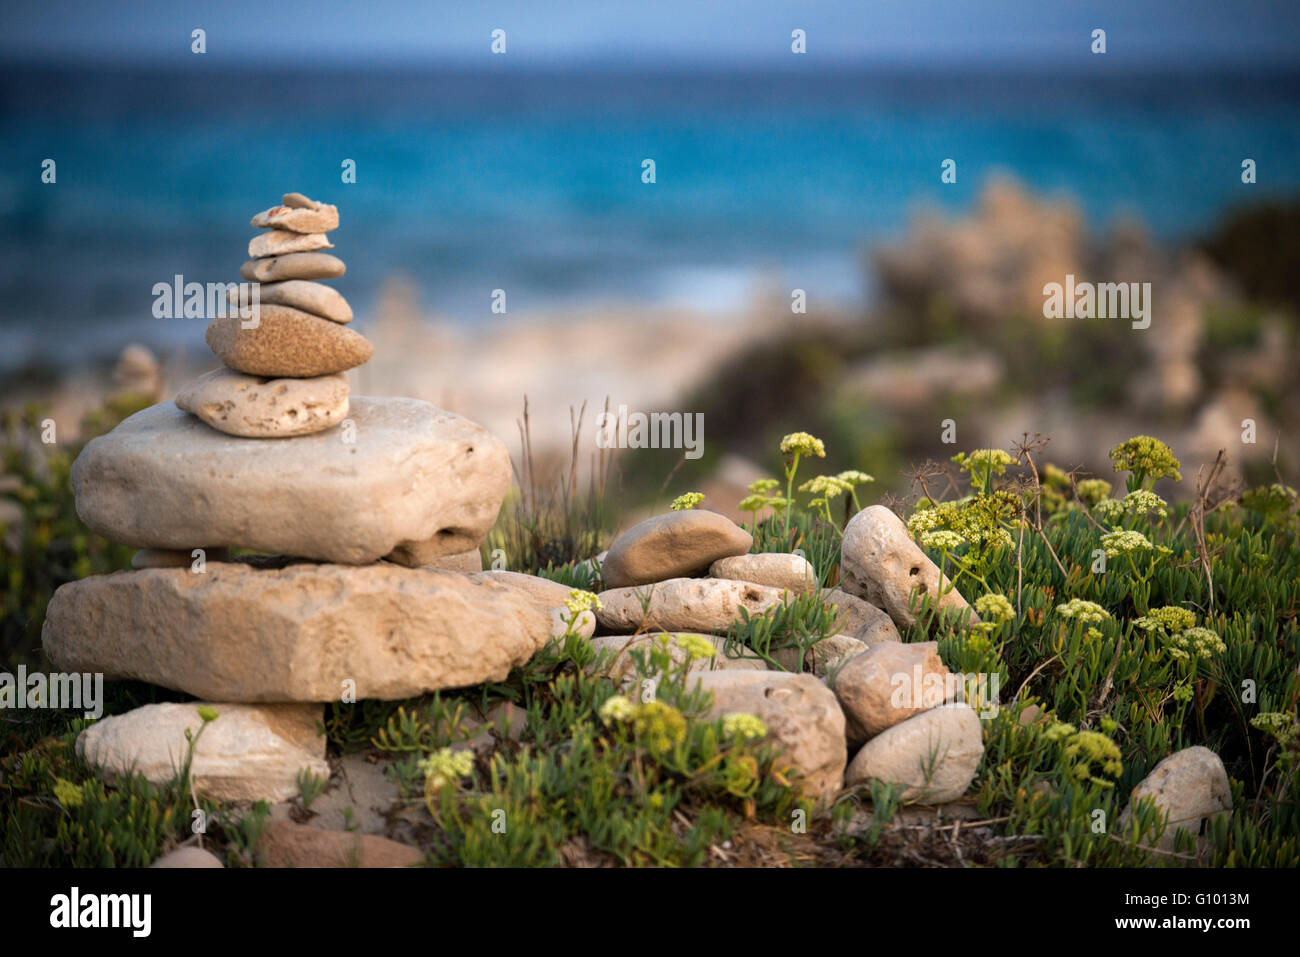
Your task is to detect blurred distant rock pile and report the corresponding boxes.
[858,176,1298,489]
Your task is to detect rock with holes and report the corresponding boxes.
[839,505,976,630]
[710,552,817,595]
[76,702,328,802]
[71,397,508,564]
[1118,746,1232,854]
[832,641,951,748]
[596,577,788,634]
[844,703,983,803]
[692,670,846,806]
[820,588,901,646]
[600,510,752,588]
[176,368,350,437]
[43,561,555,701]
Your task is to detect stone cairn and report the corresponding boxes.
[178,191,363,439]
[40,194,571,803]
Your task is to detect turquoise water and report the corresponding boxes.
[1,66,1298,371]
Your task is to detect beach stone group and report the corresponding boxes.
[181,192,369,438]
[587,505,986,807]
[41,194,580,809]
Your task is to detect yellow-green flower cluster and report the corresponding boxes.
[670,492,705,511]
[1163,626,1226,662]
[632,700,688,754]
[919,529,964,550]
[780,432,826,458]
[1109,435,1182,483]
[740,478,791,516]
[1252,712,1299,749]
[1133,605,1196,636]
[722,712,768,741]
[1042,463,1071,489]
[1121,489,1168,518]
[672,633,718,662]
[419,747,475,790]
[564,589,602,618]
[1101,529,1159,558]
[974,592,1016,623]
[1063,730,1124,786]
[799,474,853,499]
[52,777,84,808]
[953,448,1014,477]
[1241,483,1298,518]
[598,694,636,723]
[1056,598,1111,623]
[1044,721,1076,743]
[907,492,1020,554]
[1092,497,1125,525]
[1075,478,1112,506]
[836,470,875,487]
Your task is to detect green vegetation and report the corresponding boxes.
[1,404,1297,867]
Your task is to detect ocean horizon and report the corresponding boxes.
[2,63,1298,375]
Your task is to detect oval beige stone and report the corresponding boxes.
[597,577,788,634]
[71,398,509,564]
[43,563,555,701]
[248,230,332,258]
[710,552,816,594]
[820,588,901,646]
[773,634,868,677]
[1118,746,1232,853]
[845,703,984,803]
[692,670,847,807]
[832,640,951,748]
[230,280,352,324]
[175,367,349,437]
[601,510,753,588]
[205,304,373,377]
[77,702,328,802]
[241,253,346,282]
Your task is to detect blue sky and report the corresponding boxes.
[2,0,1299,68]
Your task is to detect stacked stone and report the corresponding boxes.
[175,192,368,439]
[40,194,573,804]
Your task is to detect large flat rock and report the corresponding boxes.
[42,561,555,701]
[71,397,509,563]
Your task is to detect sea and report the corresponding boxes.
[1,64,1298,374]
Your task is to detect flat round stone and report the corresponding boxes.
[205,304,372,377]
[71,397,510,563]
[248,230,332,258]
[241,253,346,282]
[230,280,352,324]
[175,367,350,437]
